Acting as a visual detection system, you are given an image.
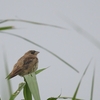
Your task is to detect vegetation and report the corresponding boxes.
[0,18,96,100]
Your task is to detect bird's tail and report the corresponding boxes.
[6,73,16,80]
[6,74,11,80]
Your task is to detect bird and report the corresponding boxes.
[6,50,39,79]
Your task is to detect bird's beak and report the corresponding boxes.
[36,51,40,54]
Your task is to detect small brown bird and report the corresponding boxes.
[6,50,39,79]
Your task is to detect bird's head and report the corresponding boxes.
[25,50,39,55]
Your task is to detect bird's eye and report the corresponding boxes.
[31,51,35,54]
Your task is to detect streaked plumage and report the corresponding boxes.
[6,50,39,79]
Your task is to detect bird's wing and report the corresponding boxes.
[6,65,23,79]
[23,56,38,69]
[24,56,35,65]
[11,56,36,73]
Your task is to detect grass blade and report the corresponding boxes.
[47,93,83,100]
[23,78,32,100]
[47,96,83,100]
[0,19,66,29]
[0,32,79,73]
[72,58,93,100]
[0,26,14,31]
[61,17,100,49]
[2,48,12,96]
[9,82,26,100]
[35,67,49,75]
[24,72,41,100]
[90,66,95,100]
[23,68,47,100]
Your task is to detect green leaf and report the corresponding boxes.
[23,68,47,100]
[35,67,49,75]
[0,32,79,73]
[90,66,95,100]
[0,26,14,30]
[47,97,57,100]
[0,19,66,29]
[47,96,83,100]
[47,94,61,100]
[24,72,41,100]
[23,78,32,100]
[9,82,26,100]
[47,94,83,100]
[72,58,93,100]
